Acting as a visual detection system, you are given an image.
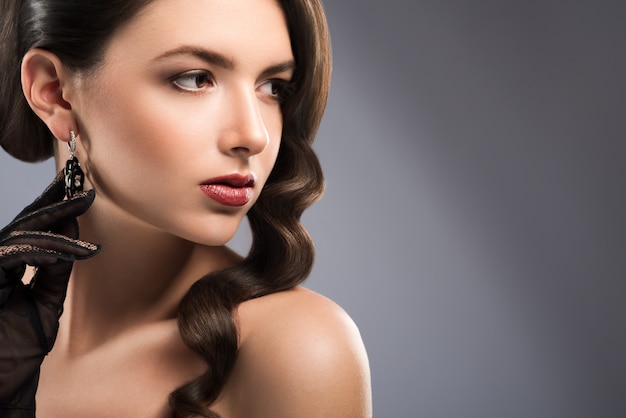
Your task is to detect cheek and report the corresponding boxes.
[80,90,188,202]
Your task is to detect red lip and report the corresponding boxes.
[200,174,255,207]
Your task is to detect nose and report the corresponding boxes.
[218,87,270,158]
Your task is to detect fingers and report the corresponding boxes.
[31,260,73,331]
[1,231,99,260]
[52,216,79,241]
[0,264,26,306]
[0,244,75,311]
[0,236,100,339]
[0,244,76,272]
[1,189,96,236]
[0,238,99,323]
[0,229,99,278]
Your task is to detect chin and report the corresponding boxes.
[180,226,240,247]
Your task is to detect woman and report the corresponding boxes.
[0,0,372,416]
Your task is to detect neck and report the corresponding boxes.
[57,186,241,356]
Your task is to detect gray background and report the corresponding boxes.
[1,1,625,417]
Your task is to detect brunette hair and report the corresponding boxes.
[0,0,331,417]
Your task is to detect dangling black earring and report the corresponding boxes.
[64,130,84,198]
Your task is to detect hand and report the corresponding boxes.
[0,171,99,415]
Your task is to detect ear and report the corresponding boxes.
[21,49,77,143]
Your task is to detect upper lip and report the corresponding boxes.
[201,174,255,187]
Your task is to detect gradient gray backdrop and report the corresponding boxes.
[1,1,625,417]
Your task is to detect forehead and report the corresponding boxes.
[102,0,292,68]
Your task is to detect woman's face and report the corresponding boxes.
[69,0,294,245]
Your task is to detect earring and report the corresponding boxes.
[64,130,84,198]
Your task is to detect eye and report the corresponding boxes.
[258,79,296,102]
[171,70,214,92]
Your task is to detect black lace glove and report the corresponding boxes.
[0,171,99,416]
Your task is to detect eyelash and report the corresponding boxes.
[170,70,214,92]
[169,70,296,102]
[262,79,297,103]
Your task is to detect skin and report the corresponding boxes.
[20,0,371,417]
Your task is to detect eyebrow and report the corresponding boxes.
[154,46,296,78]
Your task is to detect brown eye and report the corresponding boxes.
[258,79,295,102]
[172,70,213,91]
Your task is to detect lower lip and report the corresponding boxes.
[200,184,252,207]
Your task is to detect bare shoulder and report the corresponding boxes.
[219,287,372,418]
